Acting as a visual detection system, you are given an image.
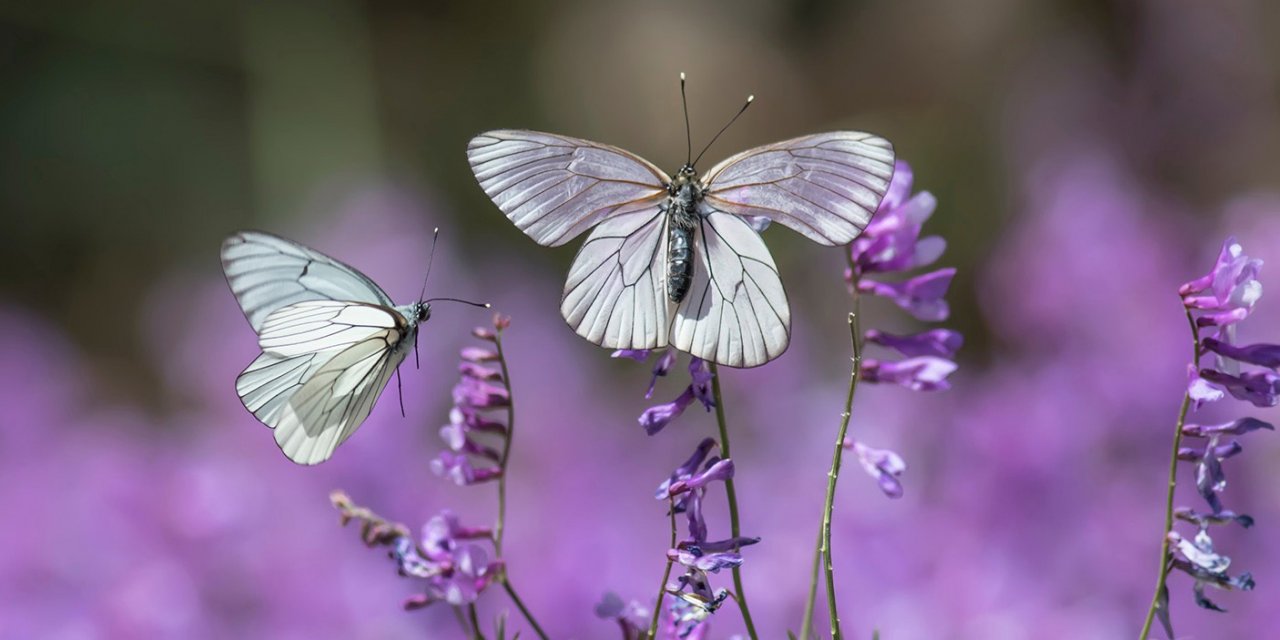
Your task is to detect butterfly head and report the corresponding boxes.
[409,301,432,325]
[669,165,703,198]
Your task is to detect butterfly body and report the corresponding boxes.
[664,165,704,303]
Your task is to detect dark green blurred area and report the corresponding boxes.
[3,0,1277,405]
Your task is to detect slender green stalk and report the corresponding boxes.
[488,323,550,640]
[800,297,864,640]
[493,327,516,554]
[708,364,760,640]
[467,603,486,640]
[501,579,548,640]
[826,311,863,639]
[648,498,679,639]
[1138,309,1201,640]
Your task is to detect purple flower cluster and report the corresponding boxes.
[1183,238,1278,408]
[1161,238,1275,624]
[658,438,759,637]
[844,160,963,495]
[331,492,502,610]
[431,315,513,485]
[613,349,715,435]
[850,161,962,390]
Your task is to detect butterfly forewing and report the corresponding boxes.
[703,132,895,246]
[221,231,394,330]
[671,211,789,368]
[560,206,672,350]
[467,130,669,247]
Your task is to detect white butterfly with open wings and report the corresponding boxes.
[221,230,484,465]
[467,79,894,368]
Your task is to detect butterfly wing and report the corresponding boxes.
[702,132,895,246]
[221,231,394,331]
[467,130,669,247]
[560,205,672,350]
[670,210,789,368]
[235,300,409,465]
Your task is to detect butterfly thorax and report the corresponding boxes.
[664,166,705,303]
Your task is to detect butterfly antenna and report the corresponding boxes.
[680,72,692,166]
[425,297,491,309]
[418,227,440,302]
[692,94,754,167]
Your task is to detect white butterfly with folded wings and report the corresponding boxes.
[221,230,485,464]
[467,76,894,368]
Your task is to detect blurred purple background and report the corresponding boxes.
[2,1,1279,638]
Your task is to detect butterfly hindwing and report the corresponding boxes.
[467,130,669,247]
[671,210,789,368]
[703,132,895,246]
[560,205,673,350]
[234,300,409,465]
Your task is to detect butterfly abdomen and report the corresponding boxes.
[666,201,699,303]
[667,224,694,303]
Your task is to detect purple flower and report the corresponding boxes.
[458,361,503,381]
[1176,507,1254,529]
[864,328,963,359]
[640,387,697,435]
[844,438,907,498]
[688,358,714,410]
[422,511,491,558]
[1179,237,1263,315]
[664,589,725,639]
[1187,365,1226,409]
[668,548,743,573]
[1198,368,1280,407]
[611,349,652,362]
[612,347,680,398]
[1168,529,1255,612]
[451,376,510,409]
[1182,417,1275,437]
[861,356,957,391]
[851,160,946,275]
[623,352,715,433]
[857,268,956,321]
[333,496,501,612]
[656,438,716,503]
[431,451,501,486]
[666,459,734,496]
[460,346,500,363]
[1202,338,1280,369]
[595,592,650,640]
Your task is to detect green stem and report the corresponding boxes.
[501,579,549,640]
[493,327,515,554]
[488,323,549,640]
[824,310,863,639]
[708,363,760,640]
[647,498,679,639]
[1138,309,1201,640]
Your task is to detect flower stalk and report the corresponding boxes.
[1138,309,1200,640]
[708,363,760,640]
